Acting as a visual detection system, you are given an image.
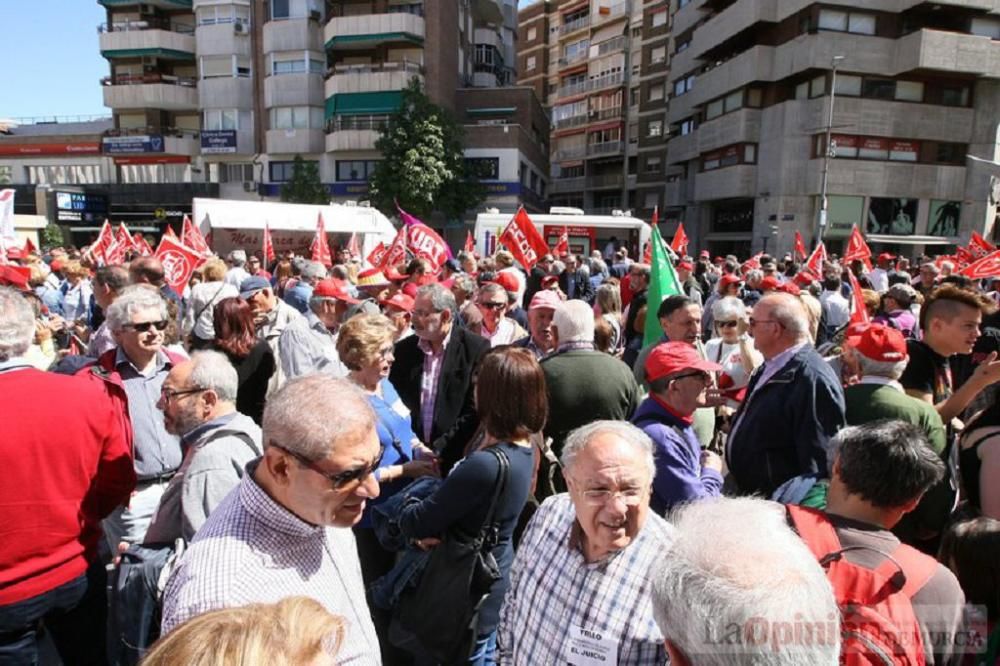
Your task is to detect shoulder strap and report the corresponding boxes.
[482,447,510,537]
[885,543,940,598]
[786,505,844,562]
[201,427,262,457]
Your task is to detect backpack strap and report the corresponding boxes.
[881,542,939,598]
[786,505,844,562]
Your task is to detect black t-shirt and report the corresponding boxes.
[899,339,953,404]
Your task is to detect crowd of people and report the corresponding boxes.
[2,237,1000,665]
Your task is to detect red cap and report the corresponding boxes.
[846,323,908,363]
[719,274,742,288]
[877,252,896,262]
[49,259,64,272]
[793,270,819,287]
[529,290,562,310]
[541,275,559,288]
[384,267,406,282]
[700,250,710,258]
[677,261,693,271]
[776,282,801,296]
[6,247,23,260]
[313,278,360,304]
[380,292,414,313]
[0,265,31,290]
[760,276,781,291]
[492,271,519,293]
[645,341,723,383]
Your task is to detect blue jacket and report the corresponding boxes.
[725,345,845,497]
[632,397,723,514]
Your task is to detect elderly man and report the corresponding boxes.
[0,288,134,665]
[284,260,327,314]
[497,421,673,665]
[477,281,526,347]
[390,283,490,472]
[80,286,186,547]
[278,278,358,380]
[726,293,845,496]
[129,256,182,309]
[379,292,414,342]
[868,252,894,293]
[144,351,262,544]
[541,300,641,495]
[87,264,130,357]
[161,375,381,664]
[513,289,560,358]
[632,342,723,514]
[241,275,301,393]
[916,262,939,299]
[223,249,251,288]
[651,497,840,665]
[558,253,594,303]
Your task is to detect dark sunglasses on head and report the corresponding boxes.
[125,320,169,333]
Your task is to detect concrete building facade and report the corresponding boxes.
[664,0,1000,257]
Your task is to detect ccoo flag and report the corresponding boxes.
[643,223,682,347]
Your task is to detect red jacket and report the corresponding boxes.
[0,366,135,605]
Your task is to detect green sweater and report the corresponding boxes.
[844,381,946,454]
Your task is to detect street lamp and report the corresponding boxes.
[815,55,846,248]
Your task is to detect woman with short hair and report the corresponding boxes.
[703,296,761,409]
[184,258,238,349]
[211,297,274,424]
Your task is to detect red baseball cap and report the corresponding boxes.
[760,276,781,292]
[700,250,710,258]
[719,274,742,288]
[313,278,360,304]
[380,292,414,313]
[845,323,908,363]
[529,290,561,310]
[793,270,819,287]
[492,271,519,293]
[776,282,801,296]
[0,265,31,290]
[645,341,723,383]
[877,252,896,262]
[677,261,693,271]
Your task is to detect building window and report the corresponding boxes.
[701,143,757,171]
[217,163,255,183]
[648,84,665,102]
[818,133,967,165]
[673,74,695,97]
[970,17,1000,39]
[271,52,325,75]
[204,109,239,130]
[336,160,379,181]
[643,191,659,209]
[465,157,500,180]
[818,9,876,35]
[704,89,745,121]
[644,156,662,173]
[647,119,663,137]
[861,78,895,100]
[269,160,318,182]
[651,11,667,28]
[270,106,323,130]
[197,4,250,26]
[271,0,322,21]
[527,26,537,41]
[201,55,234,78]
[679,118,696,135]
[526,55,536,71]
[650,46,666,65]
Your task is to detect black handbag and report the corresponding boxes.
[389,447,510,664]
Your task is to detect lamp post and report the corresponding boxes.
[815,55,845,249]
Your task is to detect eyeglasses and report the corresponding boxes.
[412,309,441,319]
[671,371,710,383]
[272,444,383,490]
[479,302,506,310]
[717,320,739,328]
[124,320,169,333]
[579,487,645,507]
[160,387,206,403]
[748,317,783,329]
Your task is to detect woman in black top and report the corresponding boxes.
[212,297,274,424]
[960,400,1000,519]
[397,346,546,665]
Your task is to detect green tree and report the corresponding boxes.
[41,223,65,250]
[369,79,484,220]
[280,155,329,204]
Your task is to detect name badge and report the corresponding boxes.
[564,625,618,666]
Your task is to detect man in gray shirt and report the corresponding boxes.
[145,350,262,544]
[278,277,358,380]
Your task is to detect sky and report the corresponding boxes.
[0,2,113,120]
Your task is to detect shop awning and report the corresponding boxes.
[325,91,404,119]
[866,234,959,245]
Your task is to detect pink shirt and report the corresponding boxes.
[417,328,453,443]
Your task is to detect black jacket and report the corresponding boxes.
[389,326,491,472]
[558,269,594,303]
[725,345,845,496]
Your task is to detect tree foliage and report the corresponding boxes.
[280,155,329,204]
[369,79,485,220]
[41,223,65,250]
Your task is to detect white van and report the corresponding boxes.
[472,207,651,263]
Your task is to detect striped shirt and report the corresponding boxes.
[418,328,452,443]
[161,460,381,664]
[497,494,674,665]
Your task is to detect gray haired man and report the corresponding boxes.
[144,350,262,544]
[497,421,673,665]
[278,277,359,380]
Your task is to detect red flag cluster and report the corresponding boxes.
[670,223,689,256]
[154,234,208,294]
[498,208,548,270]
[311,213,332,267]
[181,215,212,257]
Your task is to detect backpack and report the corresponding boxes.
[787,505,939,665]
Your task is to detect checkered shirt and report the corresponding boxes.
[160,461,381,664]
[497,494,674,665]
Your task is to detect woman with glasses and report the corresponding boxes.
[395,346,545,665]
[703,296,761,409]
[211,297,274,425]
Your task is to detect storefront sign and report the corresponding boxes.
[0,142,101,156]
[103,134,165,154]
[200,130,237,154]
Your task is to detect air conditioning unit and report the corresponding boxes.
[243,181,257,192]
[234,21,246,34]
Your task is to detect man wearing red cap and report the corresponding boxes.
[278,278,359,380]
[869,253,894,293]
[380,292,414,342]
[631,342,724,514]
[675,261,703,306]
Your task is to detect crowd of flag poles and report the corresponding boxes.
[2,182,999,334]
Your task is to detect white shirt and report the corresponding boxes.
[868,268,889,293]
[820,289,851,329]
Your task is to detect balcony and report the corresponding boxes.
[696,108,760,154]
[805,160,966,201]
[264,73,325,108]
[472,0,504,25]
[686,0,778,63]
[266,128,325,155]
[194,21,252,58]
[263,16,322,53]
[894,29,1000,78]
[592,2,627,26]
[588,173,624,188]
[324,115,387,151]
[554,114,588,130]
[198,76,253,109]
[557,71,624,99]
[559,14,590,37]
[98,18,196,59]
[324,12,425,50]
[553,145,587,161]
[693,164,757,201]
[587,140,624,157]
[550,176,586,193]
[667,132,698,164]
[558,51,588,68]
[594,35,626,58]
[325,60,423,96]
[101,73,198,110]
[590,106,623,122]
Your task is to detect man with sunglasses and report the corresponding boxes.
[162,375,382,664]
[631,342,724,514]
[81,285,187,549]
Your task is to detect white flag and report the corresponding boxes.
[0,189,15,243]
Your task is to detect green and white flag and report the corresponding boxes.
[643,223,682,347]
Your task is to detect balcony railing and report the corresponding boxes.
[325,114,390,133]
[327,60,424,77]
[587,140,624,156]
[559,14,589,35]
[595,35,626,57]
[591,106,623,121]
[558,51,588,68]
[101,73,197,87]
[593,2,627,24]
[588,173,624,188]
[328,5,423,18]
[557,71,625,98]
[550,176,586,193]
[98,18,194,34]
[554,114,588,129]
[553,146,587,161]
[104,126,200,139]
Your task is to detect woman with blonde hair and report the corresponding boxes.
[183,257,238,349]
[61,259,93,324]
[593,282,624,356]
[141,596,343,666]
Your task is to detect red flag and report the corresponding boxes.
[88,220,116,266]
[396,205,450,270]
[843,226,872,264]
[955,246,974,268]
[104,238,127,266]
[366,242,389,269]
[22,237,37,255]
[670,223,689,256]
[804,241,827,276]
[794,231,807,261]
[310,213,332,267]
[163,225,178,239]
[133,233,154,257]
[182,215,212,257]
[969,231,997,259]
[958,250,1000,279]
[153,235,204,294]
[498,207,548,271]
[115,223,136,253]
[847,269,870,326]
[347,232,361,259]
[263,223,276,264]
[379,225,409,270]
[464,230,475,254]
[553,226,569,257]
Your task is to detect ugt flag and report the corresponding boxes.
[643,224,682,347]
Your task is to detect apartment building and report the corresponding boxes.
[664,0,1000,257]
[518,0,669,219]
[0,0,548,241]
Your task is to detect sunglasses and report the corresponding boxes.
[717,320,739,328]
[479,302,506,310]
[273,444,384,490]
[124,320,169,333]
